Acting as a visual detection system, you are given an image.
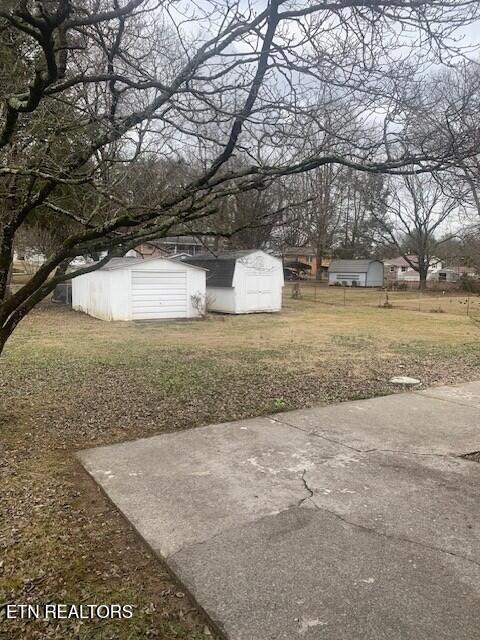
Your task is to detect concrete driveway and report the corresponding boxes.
[78,381,480,639]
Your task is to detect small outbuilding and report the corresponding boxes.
[180,249,284,314]
[72,257,206,321]
[427,268,460,284]
[328,259,384,287]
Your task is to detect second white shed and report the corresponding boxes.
[328,259,384,287]
[180,250,284,314]
[72,257,206,321]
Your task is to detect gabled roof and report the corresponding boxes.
[385,255,443,268]
[187,249,259,261]
[385,255,418,267]
[329,259,383,273]
[179,249,265,287]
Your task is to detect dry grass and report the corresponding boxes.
[284,281,480,317]
[1,297,480,639]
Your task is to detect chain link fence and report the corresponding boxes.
[284,282,480,319]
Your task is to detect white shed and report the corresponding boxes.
[328,259,384,287]
[180,250,284,314]
[427,268,460,284]
[72,257,206,321]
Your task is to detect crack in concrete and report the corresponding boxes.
[269,416,462,459]
[413,390,480,410]
[298,469,314,506]
[269,415,364,453]
[300,472,480,569]
[364,448,450,458]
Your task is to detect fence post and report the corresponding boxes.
[467,295,470,317]
[343,288,346,307]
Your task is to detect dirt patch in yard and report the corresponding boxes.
[1,299,480,639]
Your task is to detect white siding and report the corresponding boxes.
[329,272,367,287]
[72,270,115,320]
[206,287,238,313]
[131,271,187,319]
[398,270,420,282]
[72,257,206,321]
[204,251,283,314]
[366,262,384,287]
[233,251,283,313]
[328,262,384,288]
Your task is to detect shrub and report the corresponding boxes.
[459,274,480,294]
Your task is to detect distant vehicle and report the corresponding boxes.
[283,267,306,281]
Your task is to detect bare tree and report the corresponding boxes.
[442,63,480,219]
[1,0,479,353]
[337,171,388,259]
[373,173,462,288]
[296,166,344,278]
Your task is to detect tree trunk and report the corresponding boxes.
[0,325,13,357]
[0,296,37,357]
[315,247,323,281]
[0,227,15,304]
[419,270,427,290]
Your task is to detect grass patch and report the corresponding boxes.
[1,297,480,639]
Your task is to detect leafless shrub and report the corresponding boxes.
[291,283,301,299]
[190,292,215,318]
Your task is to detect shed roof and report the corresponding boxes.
[186,249,259,261]
[329,259,382,273]
[180,249,263,287]
[95,256,205,272]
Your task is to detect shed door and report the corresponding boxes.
[131,271,187,319]
[246,273,273,311]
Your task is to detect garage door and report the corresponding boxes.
[246,274,274,311]
[131,271,187,319]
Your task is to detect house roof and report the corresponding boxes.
[329,259,383,273]
[96,256,206,272]
[179,250,264,287]
[188,249,259,260]
[284,246,316,257]
[385,255,443,268]
[157,235,208,246]
[384,255,418,267]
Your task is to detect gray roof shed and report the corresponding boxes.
[179,250,259,287]
[329,259,382,273]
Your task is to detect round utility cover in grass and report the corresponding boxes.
[389,376,421,386]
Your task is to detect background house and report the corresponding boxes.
[328,259,384,287]
[180,249,284,314]
[427,268,461,284]
[384,255,444,284]
[72,257,206,321]
[131,235,215,259]
[282,247,331,279]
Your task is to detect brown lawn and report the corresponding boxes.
[1,297,480,639]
